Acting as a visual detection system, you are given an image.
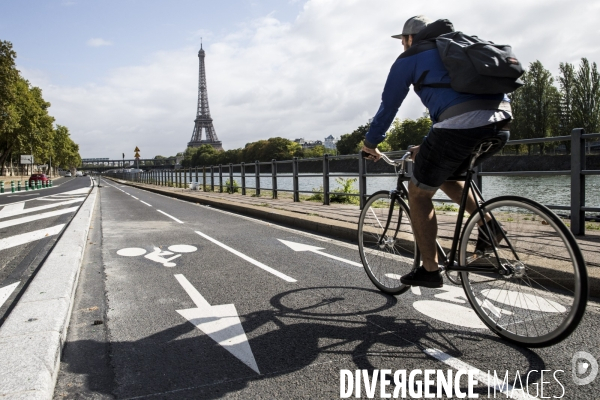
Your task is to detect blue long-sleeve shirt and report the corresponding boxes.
[364,47,506,148]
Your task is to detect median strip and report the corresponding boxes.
[0,187,96,399]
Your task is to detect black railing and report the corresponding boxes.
[106,128,599,235]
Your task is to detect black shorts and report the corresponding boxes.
[411,125,509,191]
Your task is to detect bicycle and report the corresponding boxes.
[357,135,588,347]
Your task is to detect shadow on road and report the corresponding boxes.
[57,286,547,399]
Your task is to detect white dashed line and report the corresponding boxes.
[140,201,152,207]
[195,230,297,282]
[157,210,183,224]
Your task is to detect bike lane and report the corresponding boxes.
[90,180,599,399]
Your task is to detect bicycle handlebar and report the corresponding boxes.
[361,150,412,172]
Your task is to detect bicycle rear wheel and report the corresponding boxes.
[459,196,588,347]
[358,191,418,295]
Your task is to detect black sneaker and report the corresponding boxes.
[400,266,443,288]
[475,219,506,254]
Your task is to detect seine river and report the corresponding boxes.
[187,172,600,210]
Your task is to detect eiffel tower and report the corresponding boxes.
[188,42,223,150]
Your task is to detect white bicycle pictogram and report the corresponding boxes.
[117,245,198,267]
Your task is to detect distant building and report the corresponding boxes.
[294,136,337,151]
[294,138,323,149]
[324,135,337,150]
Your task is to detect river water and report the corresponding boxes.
[180,172,600,210]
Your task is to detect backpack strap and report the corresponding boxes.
[413,70,452,91]
[438,100,512,122]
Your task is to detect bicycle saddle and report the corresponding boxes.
[471,131,510,157]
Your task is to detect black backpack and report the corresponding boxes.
[414,31,525,94]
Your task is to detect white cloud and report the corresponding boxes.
[32,0,600,159]
[87,38,112,47]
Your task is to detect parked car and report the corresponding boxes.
[75,171,83,177]
[29,174,49,186]
[65,171,72,177]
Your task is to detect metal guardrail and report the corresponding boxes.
[106,128,599,236]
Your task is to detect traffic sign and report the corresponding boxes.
[134,152,140,158]
[134,146,140,152]
[20,155,33,164]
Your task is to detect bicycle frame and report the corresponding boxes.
[378,147,517,277]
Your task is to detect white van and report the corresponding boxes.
[75,171,83,177]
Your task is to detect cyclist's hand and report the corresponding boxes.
[361,146,381,162]
[408,145,420,160]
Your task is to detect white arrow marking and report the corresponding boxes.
[0,282,19,309]
[174,274,260,374]
[277,239,363,268]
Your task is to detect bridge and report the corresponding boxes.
[79,159,178,171]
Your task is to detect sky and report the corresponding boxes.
[1,0,599,160]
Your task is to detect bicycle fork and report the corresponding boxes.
[376,191,403,249]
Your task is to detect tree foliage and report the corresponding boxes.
[572,58,600,134]
[509,61,560,154]
[0,41,81,173]
[336,123,370,155]
[387,117,431,151]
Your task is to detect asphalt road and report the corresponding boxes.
[0,176,93,326]
[54,177,600,399]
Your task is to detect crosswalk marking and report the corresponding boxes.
[0,207,78,230]
[0,203,25,217]
[35,196,85,202]
[0,282,19,309]
[0,224,65,251]
[0,198,84,219]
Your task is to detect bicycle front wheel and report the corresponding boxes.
[358,191,418,295]
[459,196,588,347]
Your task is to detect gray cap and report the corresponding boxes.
[391,15,432,39]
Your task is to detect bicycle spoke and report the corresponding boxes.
[459,197,586,347]
[358,193,417,295]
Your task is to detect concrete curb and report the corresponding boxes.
[107,178,359,242]
[0,187,97,399]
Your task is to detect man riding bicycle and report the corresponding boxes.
[361,16,510,288]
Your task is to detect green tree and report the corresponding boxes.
[572,58,600,135]
[260,137,302,161]
[0,40,19,138]
[191,144,218,166]
[510,61,559,154]
[240,137,301,162]
[53,125,81,169]
[0,77,56,174]
[181,146,199,167]
[558,62,577,135]
[336,123,370,155]
[387,117,431,151]
[302,145,337,158]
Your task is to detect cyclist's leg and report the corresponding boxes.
[407,180,438,271]
[440,181,488,226]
